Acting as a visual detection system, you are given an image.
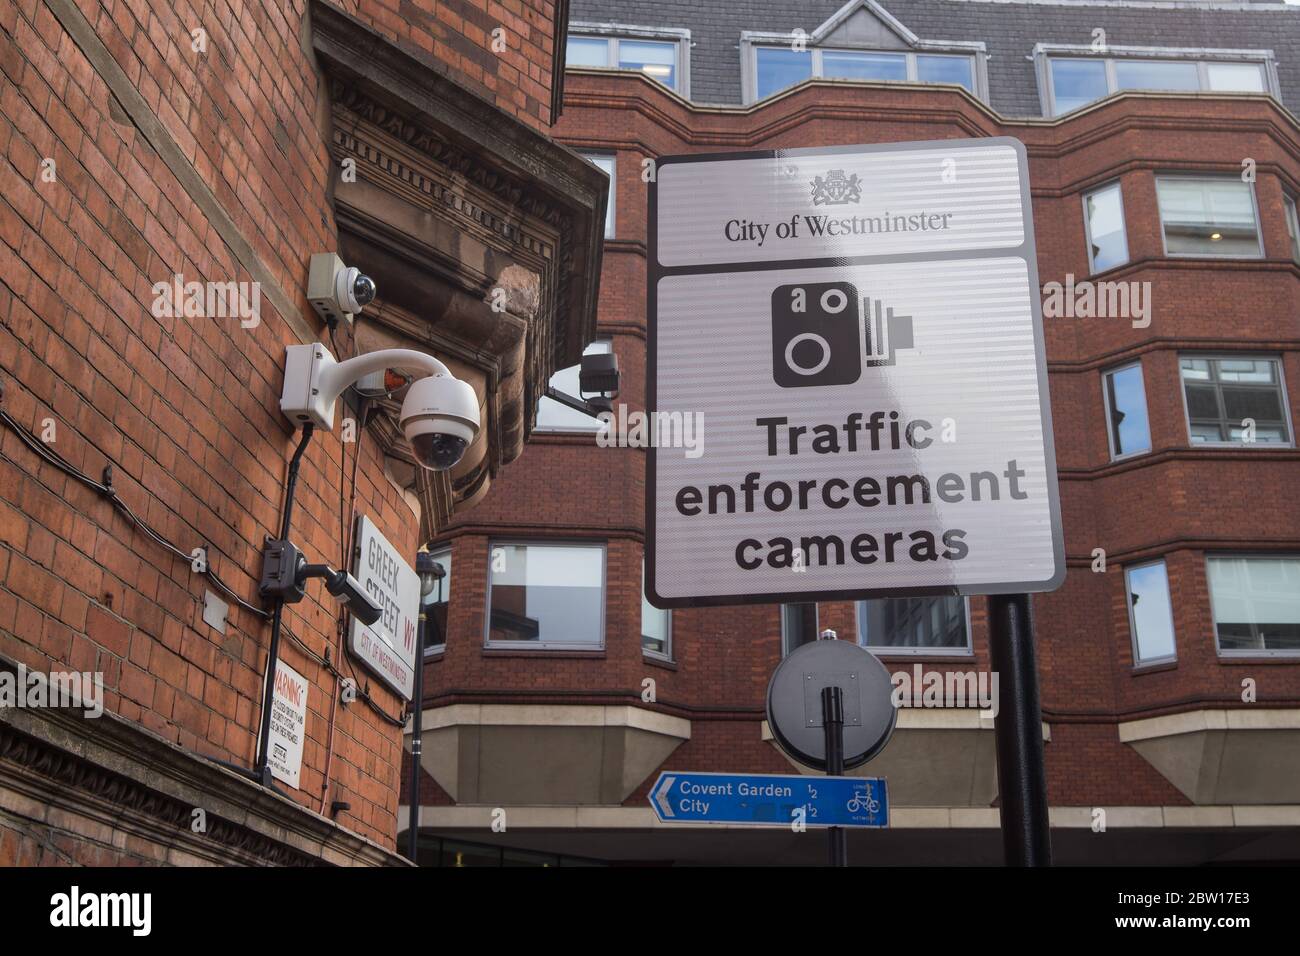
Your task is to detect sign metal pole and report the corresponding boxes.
[821,685,848,867]
[988,592,1052,866]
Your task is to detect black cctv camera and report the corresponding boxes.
[322,568,383,626]
[259,539,383,626]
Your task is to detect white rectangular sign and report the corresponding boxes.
[646,139,1064,608]
[348,514,420,699]
[269,660,307,789]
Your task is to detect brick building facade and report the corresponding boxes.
[0,0,604,865]
[406,0,1300,865]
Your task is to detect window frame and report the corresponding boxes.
[1284,192,1300,264]
[1125,558,1178,667]
[1101,361,1152,462]
[741,33,987,105]
[1206,552,1300,659]
[855,596,974,657]
[641,558,672,661]
[483,540,608,650]
[1155,175,1264,261]
[780,603,819,657]
[422,544,452,655]
[1081,180,1130,274]
[578,153,615,240]
[1034,44,1278,117]
[1176,353,1294,449]
[566,24,691,98]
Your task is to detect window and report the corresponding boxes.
[1125,560,1177,665]
[1208,556,1300,655]
[857,596,971,654]
[1179,356,1291,445]
[780,603,818,656]
[641,561,671,659]
[536,338,612,432]
[485,543,605,648]
[423,546,451,654]
[1083,182,1129,273]
[1157,177,1261,257]
[1102,363,1151,459]
[751,45,977,102]
[1284,194,1300,263]
[1043,53,1270,116]
[580,153,615,239]
[1050,58,1107,114]
[755,47,812,99]
[565,31,686,93]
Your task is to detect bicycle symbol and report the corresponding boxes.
[846,789,880,815]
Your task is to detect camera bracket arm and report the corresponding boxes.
[258,538,383,626]
[543,388,614,419]
[280,345,453,431]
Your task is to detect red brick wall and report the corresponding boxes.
[336,0,559,128]
[416,74,1300,810]
[0,0,563,850]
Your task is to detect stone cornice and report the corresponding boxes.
[0,656,408,867]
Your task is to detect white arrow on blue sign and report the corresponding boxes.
[649,771,888,828]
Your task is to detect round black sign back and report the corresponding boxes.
[765,639,896,770]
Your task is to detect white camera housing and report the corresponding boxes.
[307,253,376,326]
[280,345,480,470]
[400,374,480,471]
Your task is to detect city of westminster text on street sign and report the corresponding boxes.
[645,139,1065,608]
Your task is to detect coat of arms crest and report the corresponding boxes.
[810,169,863,206]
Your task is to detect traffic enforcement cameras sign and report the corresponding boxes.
[645,138,1064,608]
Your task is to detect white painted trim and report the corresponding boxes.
[567,23,692,98]
[417,702,692,739]
[1119,707,1300,743]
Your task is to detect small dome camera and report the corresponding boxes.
[335,266,376,314]
[399,374,481,471]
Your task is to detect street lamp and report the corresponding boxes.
[406,552,445,863]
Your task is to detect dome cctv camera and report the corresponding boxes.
[399,373,481,471]
[336,266,376,314]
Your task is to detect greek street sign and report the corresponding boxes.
[348,514,420,700]
[645,138,1065,608]
[649,771,888,828]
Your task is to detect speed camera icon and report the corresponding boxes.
[771,281,914,388]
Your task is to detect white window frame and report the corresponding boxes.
[1176,352,1294,448]
[423,545,452,655]
[741,32,987,105]
[1284,192,1300,264]
[1125,559,1178,667]
[1034,44,1279,117]
[855,596,973,657]
[1155,175,1264,261]
[1206,553,1300,659]
[567,23,691,98]
[1101,361,1152,462]
[483,541,607,650]
[1081,180,1130,274]
[641,559,672,661]
[780,603,819,657]
[578,153,615,240]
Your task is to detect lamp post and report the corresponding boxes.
[406,551,444,863]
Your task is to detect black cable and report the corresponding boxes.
[0,407,269,620]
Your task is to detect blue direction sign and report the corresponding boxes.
[649,771,887,828]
